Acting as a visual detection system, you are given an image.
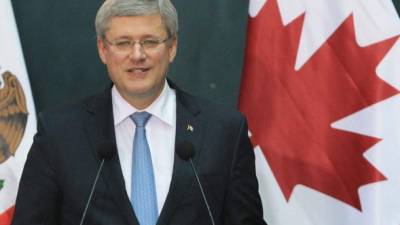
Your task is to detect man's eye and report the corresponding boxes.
[115,41,132,48]
[142,40,159,47]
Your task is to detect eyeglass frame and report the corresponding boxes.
[102,35,173,53]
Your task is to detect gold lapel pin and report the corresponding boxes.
[186,124,194,132]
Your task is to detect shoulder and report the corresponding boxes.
[37,87,110,125]
[197,97,244,122]
[177,88,246,127]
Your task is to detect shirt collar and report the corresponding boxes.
[112,80,175,126]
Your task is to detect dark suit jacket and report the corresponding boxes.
[12,83,266,225]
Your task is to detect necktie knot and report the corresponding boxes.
[130,111,151,127]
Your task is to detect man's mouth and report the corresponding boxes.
[126,67,151,75]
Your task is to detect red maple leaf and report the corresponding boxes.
[239,0,399,210]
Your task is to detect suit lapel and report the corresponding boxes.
[84,88,139,225]
[157,83,206,225]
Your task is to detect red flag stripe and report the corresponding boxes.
[0,206,15,225]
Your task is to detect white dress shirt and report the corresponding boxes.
[112,80,176,214]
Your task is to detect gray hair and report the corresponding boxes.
[95,0,178,38]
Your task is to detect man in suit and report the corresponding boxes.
[12,0,267,224]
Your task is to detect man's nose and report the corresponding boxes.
[129,42,146,61]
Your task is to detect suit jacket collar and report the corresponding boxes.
[84,80,206,225]
[84,87,140,225]
[157,80,205,225]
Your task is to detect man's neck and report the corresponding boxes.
[117,83,166,110]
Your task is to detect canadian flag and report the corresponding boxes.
[239,0,400,224]
[0,1,37,225]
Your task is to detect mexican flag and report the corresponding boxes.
[0,1,37,224]
[239,0,400,224]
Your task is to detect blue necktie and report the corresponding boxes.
[130,112,158,225]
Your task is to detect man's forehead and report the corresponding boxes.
[109,14,164,26]
[106,14,168,35]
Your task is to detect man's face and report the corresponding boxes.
[97,14,177,108]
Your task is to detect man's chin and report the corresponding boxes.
[120,85,162,101]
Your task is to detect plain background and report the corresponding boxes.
[11,0,400,112]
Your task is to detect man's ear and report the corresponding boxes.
[97,36,107,64]
[169,35,178,63]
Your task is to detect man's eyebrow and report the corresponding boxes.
[112,34,163,40]
[112,35,132,40]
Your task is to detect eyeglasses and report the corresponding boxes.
[103,36,171,53]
